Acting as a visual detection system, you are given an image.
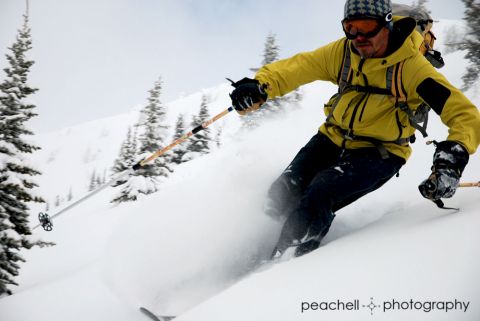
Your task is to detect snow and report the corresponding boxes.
[1,19,480,321]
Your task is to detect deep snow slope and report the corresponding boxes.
[0,19,479,321]
[171,22,480,321]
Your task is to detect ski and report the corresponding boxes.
[139,307,175,321]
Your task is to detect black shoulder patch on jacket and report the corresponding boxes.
[416,77,451,115]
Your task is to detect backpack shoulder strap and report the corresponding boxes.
[389,60,430,138]
[386,61,407,102]
[337,39,353,91]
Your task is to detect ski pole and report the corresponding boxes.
[427,181,480,211]
[34,169,133,231]
[133,106,234,169]
[35,106,235,232]
[459,181,480,188]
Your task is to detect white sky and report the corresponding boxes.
[0,0,466,133]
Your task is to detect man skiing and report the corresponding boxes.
[229,0,480,259]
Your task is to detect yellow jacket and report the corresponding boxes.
[255,17,480,160]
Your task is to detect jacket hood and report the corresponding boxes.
[349,16,423,71]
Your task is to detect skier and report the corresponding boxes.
[229,0,480,259]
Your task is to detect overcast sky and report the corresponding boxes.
[0,0,466,133]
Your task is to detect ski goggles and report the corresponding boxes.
[342,18,386,40]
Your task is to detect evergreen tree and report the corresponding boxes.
[443,25,465,54]
[244,32,280,128]
[110,126,137,189]
[88,170,97,192]
[101,169,107,184]
[411,0,431,13]
[191,94,211,154]
[243,32,302,130]
[183,94,212,161]
[0,12,49,295]
[95,174,102,187]
[461,0,480,90]
[112,77,171,202]
[171,114,188,165]
[182,113,201,162]
[67,187,73,202]
[266,35,301,108]
[262,32,280,66]
[54,195,61,207]
[137,77,171,177]
[215,126,223,149]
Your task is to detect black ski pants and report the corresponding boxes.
[267,133,405,257]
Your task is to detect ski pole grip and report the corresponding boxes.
[132,161,143,171]
[192,124,204,134]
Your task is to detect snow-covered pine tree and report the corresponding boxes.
[411,0,431,13]
[215,126,223,148]
[136,78,171,180]
[0,11,49,295]
[261,32,280,66]
[110,126,137,189]
[191,94,212,154]
[54,195,61,207]
[183,94,212,161]
[137,78,171,178]
[112,77,171,202]
[171,114,188,165]
[67,187,73,202]
[88,170,97,192]
[443,25,465,55]
[243,32,302,130]
[262,33,302,108]
[95,174,102,187]
[182,113,201,162]
[243,32,280,129]
[460,0,480,90]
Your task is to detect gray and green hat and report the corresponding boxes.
[344,0,393,21]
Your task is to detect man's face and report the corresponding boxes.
[352,27,389,58]
[342,18,390,58]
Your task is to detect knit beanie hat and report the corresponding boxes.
[344,0,392,21]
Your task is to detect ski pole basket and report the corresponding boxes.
[38,212,53,231]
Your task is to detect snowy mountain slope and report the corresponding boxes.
[175,194,480,321]
[0,19,479,321]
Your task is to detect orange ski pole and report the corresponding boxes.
[36,106,236,231]
[459,181,480,188]
[133,106,234,169]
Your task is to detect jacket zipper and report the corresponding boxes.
[358,93,370,122]
[347,58,367,134]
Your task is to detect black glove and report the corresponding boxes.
[425,50,445,69]
[419,141,469,201]
[228,77,268,115]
